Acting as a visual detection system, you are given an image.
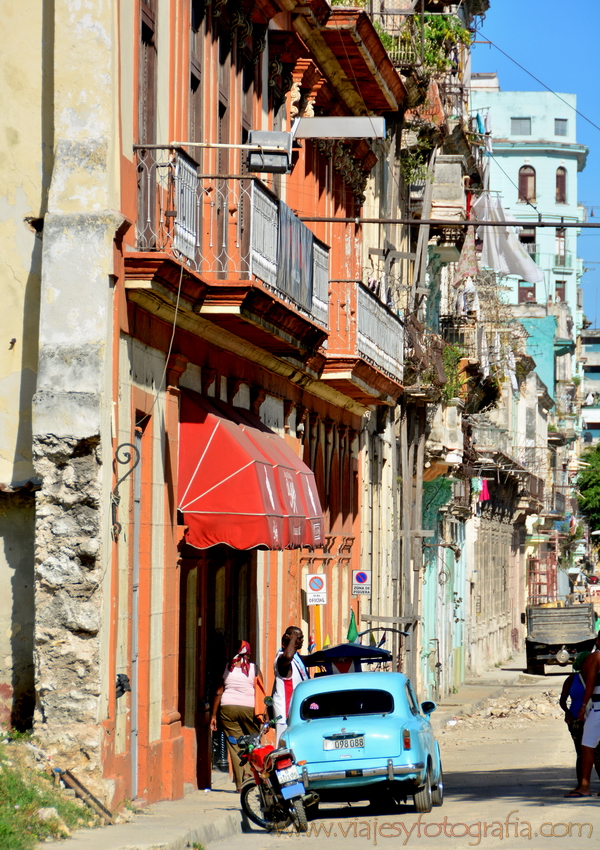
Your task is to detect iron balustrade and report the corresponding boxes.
[134,146,329,328]
[356,283,404,379]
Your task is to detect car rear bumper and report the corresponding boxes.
[302,760,424,784]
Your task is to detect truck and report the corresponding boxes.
[525,603,597,675]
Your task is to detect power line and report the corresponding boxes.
[483,38,600,135]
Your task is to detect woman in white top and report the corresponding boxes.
[210,641,264,791]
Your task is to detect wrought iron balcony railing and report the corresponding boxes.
[357,284,404,379]
[134,145,329,328]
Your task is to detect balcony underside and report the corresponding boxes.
[124,255,327,363]
[321,356,403,406]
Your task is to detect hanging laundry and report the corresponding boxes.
[479,479,490,501]
[472,194,543,284]
[479,327,490,379]
[476,113,485,135]
[506,349,519,393]
[453,227,479,286]
[472,477,483,496]
[484,112,493,154]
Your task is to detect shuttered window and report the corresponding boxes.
[518,166,536,203]
[556,167,567,203]
[511,117,531,135]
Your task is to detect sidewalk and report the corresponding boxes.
[43,654,538,850]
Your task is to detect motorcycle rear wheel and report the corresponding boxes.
[290,798,308,833]
[240,780,292,831]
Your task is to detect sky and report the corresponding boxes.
[470,0,600,327]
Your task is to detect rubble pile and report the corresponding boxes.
[444,690,564,731]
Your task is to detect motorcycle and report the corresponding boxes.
[231,712,315,832]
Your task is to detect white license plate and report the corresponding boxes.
[276,765,300,784]
[323,736,365,750]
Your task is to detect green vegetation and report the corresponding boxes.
[421,14,472,72]
[0,743,96,850]
[441,344,465,402]
[577,445,600,536]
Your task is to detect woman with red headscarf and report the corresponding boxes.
[210,641,265,791]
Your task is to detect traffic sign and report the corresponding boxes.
[306,573,327,605]
[352,570,371,595]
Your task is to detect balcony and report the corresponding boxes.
[554,253,573,269]
[322,282,404,406]
[126,146,328,360]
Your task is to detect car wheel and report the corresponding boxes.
[413,768,432,814]
[431,764,444,807]
[240,780,292,831]
[290,798,308,833]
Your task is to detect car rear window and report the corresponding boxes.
[300,689,394,719]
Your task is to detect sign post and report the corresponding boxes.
[307,573,327,605]
[352,570,372,596]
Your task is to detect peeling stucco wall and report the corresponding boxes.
[28,0,121,803]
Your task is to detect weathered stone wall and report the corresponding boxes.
[32,435,104,786]
[0,493,35,729]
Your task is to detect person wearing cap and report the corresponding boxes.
[565,630,600,797]
[560,651,600,787]
[273,626,309,744]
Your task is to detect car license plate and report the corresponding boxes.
[323,736,364,750]
[276,765,300,784]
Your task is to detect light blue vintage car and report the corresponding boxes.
[279,671,443,813]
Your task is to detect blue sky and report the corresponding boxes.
[471,0,600,326]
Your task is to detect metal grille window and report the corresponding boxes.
[511,117,531,135]
[555,118,568,136]
[312,241,330,329]
[250,182,278,287]
[174,153,199,262]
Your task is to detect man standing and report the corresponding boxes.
[565,631,600,797]
[273,626,309,743]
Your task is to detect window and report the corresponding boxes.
[518,280,536,304]
[556,167,567,203]
[300,689,394,720]
[518,165,536,203]
[555,119,568,136]
[555,228,566,266]
[511,117,531,135]
[555,280,566,302]
[519,226,536,257]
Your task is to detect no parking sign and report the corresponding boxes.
[352,570,371,595]
[306,573,327,605]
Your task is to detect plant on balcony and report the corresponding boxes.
[422,14,472,73]
[441,343,465,402]
[399,143,432,188]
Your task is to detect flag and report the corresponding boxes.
[323,634,331,648]
[308,634,316,653]
[377,631,387,648]
[347,610,359,643]
[369,631,377,646]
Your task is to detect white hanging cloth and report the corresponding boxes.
[472,194,544,284]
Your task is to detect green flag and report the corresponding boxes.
[347,609,359,643]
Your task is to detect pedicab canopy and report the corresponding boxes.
[304,642,392,675]
[178,390,324,551]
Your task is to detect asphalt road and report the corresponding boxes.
[211,681,600,850]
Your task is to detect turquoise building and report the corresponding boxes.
[471,75,588,404]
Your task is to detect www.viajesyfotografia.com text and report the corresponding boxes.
[279,811,594,845]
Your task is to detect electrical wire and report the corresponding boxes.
[482,38,600,135]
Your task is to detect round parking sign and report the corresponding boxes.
[355,571,368,584]
[308,575,324,592]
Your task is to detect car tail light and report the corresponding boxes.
[275,758,293,769]
[403,729,411,750]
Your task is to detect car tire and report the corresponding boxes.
[431,764,444,807]
[290,798,308,833]
[413,768,433,814]
[240,780,292,831]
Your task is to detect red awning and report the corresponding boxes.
[178,392,324,550]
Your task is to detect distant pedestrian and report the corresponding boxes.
[559,651,600,786]
[565,631,600,797]
[273,626,309,744]
[210,641,265,792]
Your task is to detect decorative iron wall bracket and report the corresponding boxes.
[111,442,141,541]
